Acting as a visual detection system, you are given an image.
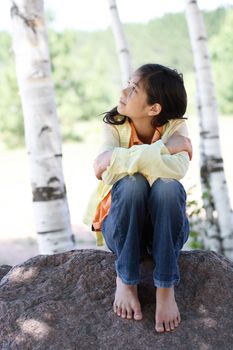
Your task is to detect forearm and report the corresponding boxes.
[101,140,189,185]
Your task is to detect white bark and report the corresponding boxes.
[185,0,233,259]
[107,0,133,86]
[196,86,221,252]
[10,0,75,254]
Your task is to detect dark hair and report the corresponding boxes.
[103,63,187,127]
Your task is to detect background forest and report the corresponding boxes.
[0,7,233,148]
[0,4,233,264]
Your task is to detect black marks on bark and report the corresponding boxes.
[37,228,66,235]
[11,2,37,34]
[39,126,52,137]
[33,186,66,201]
[208,135,219,140]
[200,157,224,177]
[199,131,219,140]
[200,130,210,137]
[110,5,117,10]
[55,154,62,158]
[47,177,60,185]
[120,48,129,54]
[33,177,67,201]
[197,36,207,41]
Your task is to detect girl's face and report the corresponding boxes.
[117,73,148,119]
[117,73,160,122]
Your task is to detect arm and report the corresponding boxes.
[101,121,192,185]
[101,140,190,185]
[93,123,120,180]
[94,120,192,184]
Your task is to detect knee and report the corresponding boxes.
[114,173,150,201]
[150,178,186,204]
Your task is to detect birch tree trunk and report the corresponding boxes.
[10,0,75,254]
[107,0,133,86]
[185,0,233,259]
[196,86,221,252]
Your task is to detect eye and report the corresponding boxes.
[128,82,137,92]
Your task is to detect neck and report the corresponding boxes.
[131,119,155,144]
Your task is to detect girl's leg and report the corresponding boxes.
[102,173,150,320]
[102,173,150,284]
[148,178,189,332]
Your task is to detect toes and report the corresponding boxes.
[113,302,117,314]
[134,309,143,321]
[126,308,133,319]
[177,314,181,323]
[121,309,127,319]
[164,321,171,332]
[155,322,165,333]
[174,317,179,328]
[116,306,122,317]
[170,321,175,331]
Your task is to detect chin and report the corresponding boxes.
[117,105,124,114]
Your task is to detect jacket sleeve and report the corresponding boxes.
[96,123,120,155]
[102,121,190,185]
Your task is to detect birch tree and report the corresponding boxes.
[185,0,233,259]
[107,0,133,86]
[10,0,75,254]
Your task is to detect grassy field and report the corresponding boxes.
[0,116,232,265]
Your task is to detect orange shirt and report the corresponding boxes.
[92,122,162,231]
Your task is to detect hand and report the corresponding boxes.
[93,150,113,180]
[165,132,193,160]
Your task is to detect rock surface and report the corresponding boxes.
[0,249,233,350]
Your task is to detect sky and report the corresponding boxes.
[1,0,233,32]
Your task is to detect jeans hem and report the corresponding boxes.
[116,270,140,285]
[154,278,180,288]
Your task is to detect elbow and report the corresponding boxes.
[174,153,190,179]
[177,162,189,180]
[94,169,103,180]
[93,162,103,180]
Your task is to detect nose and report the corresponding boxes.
[121,86,128,97]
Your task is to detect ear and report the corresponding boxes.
[148,103,162,116]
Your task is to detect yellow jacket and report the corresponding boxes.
[83,117,189,246]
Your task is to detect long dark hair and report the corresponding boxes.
[103,63,187,127]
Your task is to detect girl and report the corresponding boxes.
[83,63,192,333]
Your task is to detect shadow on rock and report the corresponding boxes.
[0,249,233,350]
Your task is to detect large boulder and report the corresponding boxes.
[0,250,233,350]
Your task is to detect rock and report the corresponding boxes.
[0,265,12,281]
[0,249,233,350]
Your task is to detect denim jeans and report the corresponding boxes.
[102,173,189,288]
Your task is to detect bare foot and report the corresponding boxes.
[113,276,143,321]
[155,287,181,332]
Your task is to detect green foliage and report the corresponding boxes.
[126,13,193,72]
[186,187,204,250]
[210,9,233,113]
[0,8,232,147]
[48,29,119,141]
[0,32,24,148]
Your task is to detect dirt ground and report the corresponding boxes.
[0,116,232,266]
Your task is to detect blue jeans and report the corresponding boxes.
[102,173,189,288]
